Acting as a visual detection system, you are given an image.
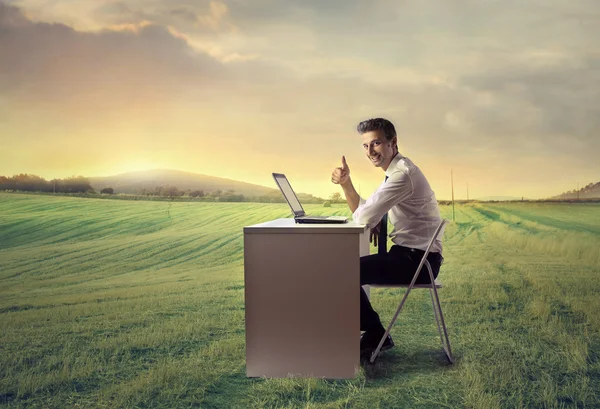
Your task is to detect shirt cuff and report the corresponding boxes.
[352,197,368,225]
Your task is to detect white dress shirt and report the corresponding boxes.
[352,154,443,254]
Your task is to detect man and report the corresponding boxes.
[331,118,444,357]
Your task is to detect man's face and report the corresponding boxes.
[361,130,397,170]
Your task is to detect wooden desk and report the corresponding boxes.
[243,218,370,378]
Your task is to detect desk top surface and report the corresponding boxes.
[244,218,367,234]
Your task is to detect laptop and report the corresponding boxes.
[272,173,348,224]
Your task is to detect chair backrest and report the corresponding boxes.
[423,219,447,258]
[411,219,448,282]
[370,219,448,289]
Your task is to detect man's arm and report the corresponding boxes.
[331,156,362,213]
[331,156,380,243]
[340,179,360,213]
[353,171,412,228]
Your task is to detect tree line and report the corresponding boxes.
[554,181,600,199]
[137,186,326,203]
[0,174,328,204]
[0,174,93,193]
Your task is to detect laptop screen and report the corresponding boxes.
[273,173,304,216]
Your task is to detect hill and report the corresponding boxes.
[550,181,600,200]
[88,169,278,197]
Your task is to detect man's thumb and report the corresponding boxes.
[341,155,348,170]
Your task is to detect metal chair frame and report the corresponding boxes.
[369,219,454,364]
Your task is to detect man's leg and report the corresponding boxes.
[359,247,442,349]
[359,251,415,335]
[360,284,384,334]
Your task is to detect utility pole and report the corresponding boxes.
[451,169,455,221]
[577,181,580,200]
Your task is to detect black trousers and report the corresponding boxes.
[360,245,443,334]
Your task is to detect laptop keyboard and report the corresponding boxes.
[301,215,345,220]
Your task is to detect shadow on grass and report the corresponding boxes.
[361,348,456,380]
[0,392,15,404]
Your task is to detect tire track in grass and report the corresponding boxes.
[126,237,221,271]
[0,238,159,280]
[1,211,175,255]
[2,237,149,270]
[471,204,551,239]
[442,206,493,256]
[473,204,566,237]
[1,202,260,285]
[0,217,78,249]
[1,197,184,247]
[145,234,239,270]
[2,237,190,285]
[441,205,492,246]
[180,232,241,263]
[20,229,241,284]
[489,203,600,235]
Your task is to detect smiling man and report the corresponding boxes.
[331,118,444,357]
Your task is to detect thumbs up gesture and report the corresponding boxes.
[331,156,350,186]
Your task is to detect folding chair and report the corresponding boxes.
[367,219,454,364]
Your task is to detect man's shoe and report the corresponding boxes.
[360,332,394,355]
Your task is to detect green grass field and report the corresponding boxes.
[1,192,599,408]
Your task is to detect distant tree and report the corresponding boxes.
[166,186,182,198]
[330,192,342,203]
[221,193,245,202]
[3,173,49,192]
[61,176,93,193]
[189,189,205,197]
[101,187,114,194]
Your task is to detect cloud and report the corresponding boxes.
[2,0,599,198]
[456,49,600,157]
[91,0,238,34]
[196,1,228,30]
[0,3,226,125]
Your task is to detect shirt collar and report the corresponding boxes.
[385,152,404,179]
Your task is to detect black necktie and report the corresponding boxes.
[378,176,389,254]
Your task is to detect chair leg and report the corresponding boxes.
[369,286,411,364]
[429,277,454,364]
[369,258,429,364]
[425,263,445,356]
[429,288,443,344]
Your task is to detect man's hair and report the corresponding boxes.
[357,118,397,141]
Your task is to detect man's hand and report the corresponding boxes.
[331,156,350,186]
[370,221,381,246]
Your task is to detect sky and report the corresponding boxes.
[1,0,599,200]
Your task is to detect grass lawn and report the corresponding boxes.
[1,193,599,408]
